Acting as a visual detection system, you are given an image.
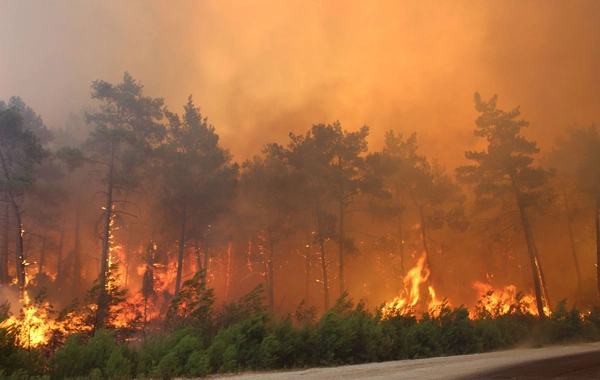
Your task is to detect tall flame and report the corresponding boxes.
[383,252,445,317]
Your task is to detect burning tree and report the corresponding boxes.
[457,93,554,318]
[156,96,238,298]
[239,144,300,312]
[0,107,47,291]
[572,126,600,299]
[286,122,370,310]
[83,73,164,329]
[380,131,468,288]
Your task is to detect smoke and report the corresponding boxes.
[0,286,21,315]
[2,0,600,313]
[1,0,599,164]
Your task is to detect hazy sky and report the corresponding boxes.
[1,0,599,164]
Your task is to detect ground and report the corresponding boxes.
[209,342,600,379]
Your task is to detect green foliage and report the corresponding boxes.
[546,299,585,343]
[215,284,267,330]
[166,271,215,333]
[184,350,210,377]
[439,306,477,355]
[404,316,442,359]
[105,345,136,380]
[51,329,127,379]
[209,312,270,372]
[7,283,600,379]
[0,303,22,374]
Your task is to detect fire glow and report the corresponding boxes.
[383,252,446,317]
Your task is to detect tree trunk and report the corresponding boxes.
[13,205,25,292]
[0,204,8,284]
[531,236,551,308]
[203,231,210,286]
[174,205,186,298]
[511,176,546,318]
[399,214,405,278]
[267,238,275,312]
[0,149,26,292]
[96,148,114,330]
[417,205,433,285]
[338,195,345,296]
[596,198,600,299]
[73,198,82,296]
[305,241,311,302]
[315,198,329,311]
[562,187,583,295]
[56,220,65,287]
[225,241,232,303]
[38,230,47,275]
[193,227,202,273]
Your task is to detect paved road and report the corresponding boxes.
[217,343,600,379]
[465,350,600,379]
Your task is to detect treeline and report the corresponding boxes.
[1,72,600,377]
[2,273,600,379]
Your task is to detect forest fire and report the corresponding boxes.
[382,252,446,317]
[1,290,54,348]
[2,2,600,376]
[470,281,545,317]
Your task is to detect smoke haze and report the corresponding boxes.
[1,0,599,164]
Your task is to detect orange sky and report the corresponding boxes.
[1,0,599,166]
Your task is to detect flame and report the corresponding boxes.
[471,281,549,317]
[383,252,445,317]
[0,290,55,348]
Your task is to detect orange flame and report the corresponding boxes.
[383,252,445,317]
[470,281,548,317]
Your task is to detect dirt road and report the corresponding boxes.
[219,342,600,379]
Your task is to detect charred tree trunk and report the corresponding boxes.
[596,198,600,299]
[562,187,583,295]
[305,241,311,302]
[56,220,65,287]
[13,205,25,292]
[174,205,187,298]
[0,149,26,292]
[0,204,8,284]
[315,198,329,311]
[418,205,432,275]
[73,198,82,295]
[193,226,202,273]
[225,241,232,303]
[203,231,210,286]
[338,195,345,297]
[267,238,275,312]
[38,230,47,275]
[399,214,405,278]
[96,147,114,330]
[531,237,551,308]
[511,175,546,318]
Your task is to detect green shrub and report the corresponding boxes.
[105,345,135,380]
[404,316,442,359]
[548,299,584,343]
[380,312,418,360]
[313,298,356,365]
[208,312,270,372]
[185,350,210,377]
[439,307,477,355]
[151,351,179,380]
[51,329,119,379]
[137,327,202,376]
[474,319,503,351]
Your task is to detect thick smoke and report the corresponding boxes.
[1,0,599,163]
[1,0,600,312]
